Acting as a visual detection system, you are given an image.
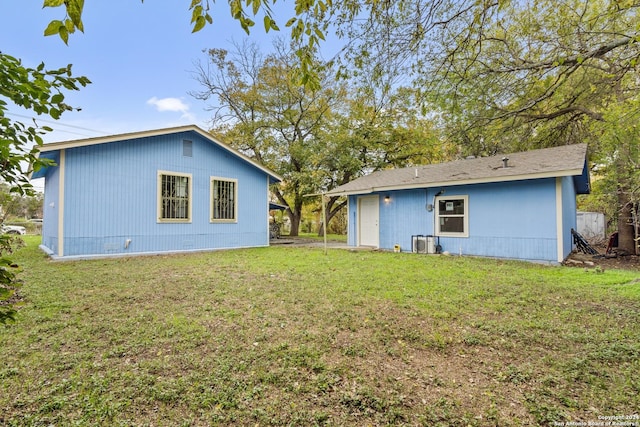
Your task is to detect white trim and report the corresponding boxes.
[210,176,238,223]
[556,177,564,263]
[157,170,193,223]
[327,169,583,197]
[57,149,66,257]
[347,197,351,245]
[435,195,469,238]
[38,124,282,182]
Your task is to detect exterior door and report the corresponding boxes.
[358,195,379,247]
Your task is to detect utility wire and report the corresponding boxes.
[6,112,111,137]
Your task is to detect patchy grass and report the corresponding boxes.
[295,232,348,243]
[1,236,639,426]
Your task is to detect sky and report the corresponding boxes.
[1,0,303,143]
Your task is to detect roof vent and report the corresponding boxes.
[502,157,509,168]
[415,168,419,178]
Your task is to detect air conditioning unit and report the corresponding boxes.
[412,235,436,254]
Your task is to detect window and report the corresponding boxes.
[211,177,237,222]
[436,195,468,237]
[158,171,192,222]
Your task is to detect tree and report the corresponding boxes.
[315,80,450,235]
[1,53,90,195]
[1,51,89,323]
[42,0,488,89]
[192,40,342,235]
[420,1,640,253]
[193,39,446,236]
[0,183,44,222]
[587,99,640,254]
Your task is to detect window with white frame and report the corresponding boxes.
[158,171,192,222]
[211,177,237,222]
[435,195,468,237]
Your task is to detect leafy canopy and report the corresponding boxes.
[1,52,90,195]
[1,51,89,323]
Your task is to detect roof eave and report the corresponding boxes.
[326,168,585,197]
[37,124,283,183]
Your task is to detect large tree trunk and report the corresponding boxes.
[288,210,301,236]
[287,200,303,237]
[617,186,637,255]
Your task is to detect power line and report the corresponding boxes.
[6,112,111,136]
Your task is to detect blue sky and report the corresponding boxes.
[2,0,297,143]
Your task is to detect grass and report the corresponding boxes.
[1,236,639,426]
[292,232,348,243]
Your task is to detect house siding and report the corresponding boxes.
[41,152,61,254]
[561,176,578,260]
[349,178,563,262]
[41,131,271,258]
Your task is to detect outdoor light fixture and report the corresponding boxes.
[384,195,391,203]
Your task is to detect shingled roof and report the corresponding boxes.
[327,144,589,196]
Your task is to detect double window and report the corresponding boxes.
[211,178,237,222]
[158,171,192,222]
[157,172,238,223]
[435,195,468,237]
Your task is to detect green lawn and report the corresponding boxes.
[291,232,348,243]
[1,236,639,426]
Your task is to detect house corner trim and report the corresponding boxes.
[555,177,563,263]
[58,149,66,257]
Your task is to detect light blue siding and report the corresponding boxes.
[349,178,568,263]
[40,131,273,258]
[561,176,578,259]
[41,152,60,254]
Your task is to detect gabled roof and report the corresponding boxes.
[327,144,589,196]
[31,124,282,182]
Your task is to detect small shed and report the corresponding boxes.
[326,144,590,263]
[576,212,606,240]
[32,125,282,259]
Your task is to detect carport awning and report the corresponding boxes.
[269,202,287,211]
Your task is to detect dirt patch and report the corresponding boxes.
[565,243,640,271]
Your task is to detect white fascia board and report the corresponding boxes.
[330,168,584,196]
[38,125,283,183]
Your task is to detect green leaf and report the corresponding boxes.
[285,17,297,27]
[65,19,76,34]
[44,20,64,37]
[59,26,69,44]
[51,93,65,104]
[192,15,206,33]
[42,0,65,7]
[191,5,203,23]
[66,0,84,28]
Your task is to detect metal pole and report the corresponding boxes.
[322,193,327,255]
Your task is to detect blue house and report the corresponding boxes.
[326,144,590,263]
[32,125,282,259]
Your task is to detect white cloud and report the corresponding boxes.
[146,97,195,121]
